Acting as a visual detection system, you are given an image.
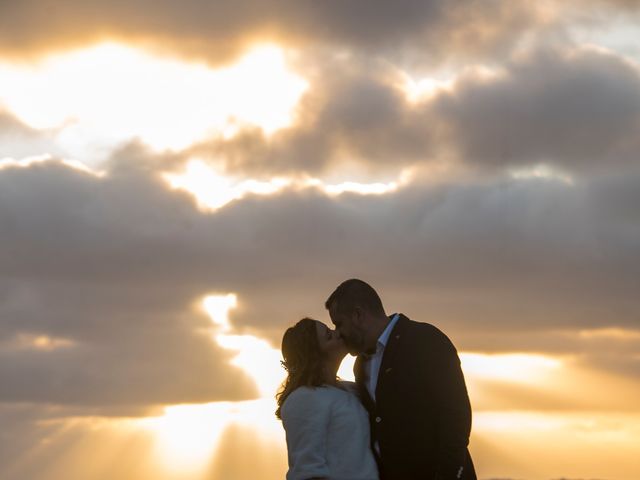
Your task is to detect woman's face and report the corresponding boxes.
[314,321,348,359]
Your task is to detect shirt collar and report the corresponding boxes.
[376,313,400,349]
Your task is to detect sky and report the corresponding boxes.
[1,1,639,479]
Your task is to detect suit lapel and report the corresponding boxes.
[375,314,408,400]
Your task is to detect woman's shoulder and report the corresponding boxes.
[285,385,324,400]
[281,386,334,417]
[336,380,366,401]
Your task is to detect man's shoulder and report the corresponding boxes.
[397,314,456,348]
[398,314,446,335]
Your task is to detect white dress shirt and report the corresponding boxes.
[281,381,379,480]
[363,313,400,402]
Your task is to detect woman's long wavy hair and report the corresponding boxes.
[275,318,326,420]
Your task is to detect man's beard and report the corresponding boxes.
[344,330,366,355]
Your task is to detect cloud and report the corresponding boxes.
[1,4,639,479]
[3,27,638,180]
[0,110,64,160]
[0,110,38,138]
[0,158,257,411]
[1,149,639,412]
[185,45,640,179]
[585,0,640,9]
[0,1,549,64]
[185,57,438,176]
[436,47,640,171]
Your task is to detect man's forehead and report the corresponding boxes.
[330,309,349,322]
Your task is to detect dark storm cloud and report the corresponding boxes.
[0,1,549,67]
[1,150,639,412]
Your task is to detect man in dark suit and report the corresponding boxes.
[326,278,476,480]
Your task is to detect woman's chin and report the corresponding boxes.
[344,343,359,356]
[334,345,349,361]
[339,341,351,356]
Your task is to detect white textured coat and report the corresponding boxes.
[281,381,379,480]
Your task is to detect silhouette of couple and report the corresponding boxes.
[277,279,476,480]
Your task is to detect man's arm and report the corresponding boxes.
[424,328,472,479]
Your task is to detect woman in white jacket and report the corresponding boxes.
[276,318,379,480]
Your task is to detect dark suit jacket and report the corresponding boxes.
[354,314,476,480]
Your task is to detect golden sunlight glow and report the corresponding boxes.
[203,294,286,397]
[139,402,234,474]
[578,327,640,340]
[204,292,357,393]
[20,407,640,480]
[164,160,291,210]
[203,293,238,331]
[0,42,308,155]
[164,159,411,210]
[136,293,290,474]
[216,334,285,397]
[460,352,562,384]
[137,398,287,477]
[473,411,640,480]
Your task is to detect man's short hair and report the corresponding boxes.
[325,279,385,315]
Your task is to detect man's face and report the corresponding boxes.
[329,305,366,355]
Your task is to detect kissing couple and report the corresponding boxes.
[276,279,477,480]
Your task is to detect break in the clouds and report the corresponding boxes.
[2,30,640,180]
[185,57,438,176]
[1,150,638,411]
[187,44,640,178]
